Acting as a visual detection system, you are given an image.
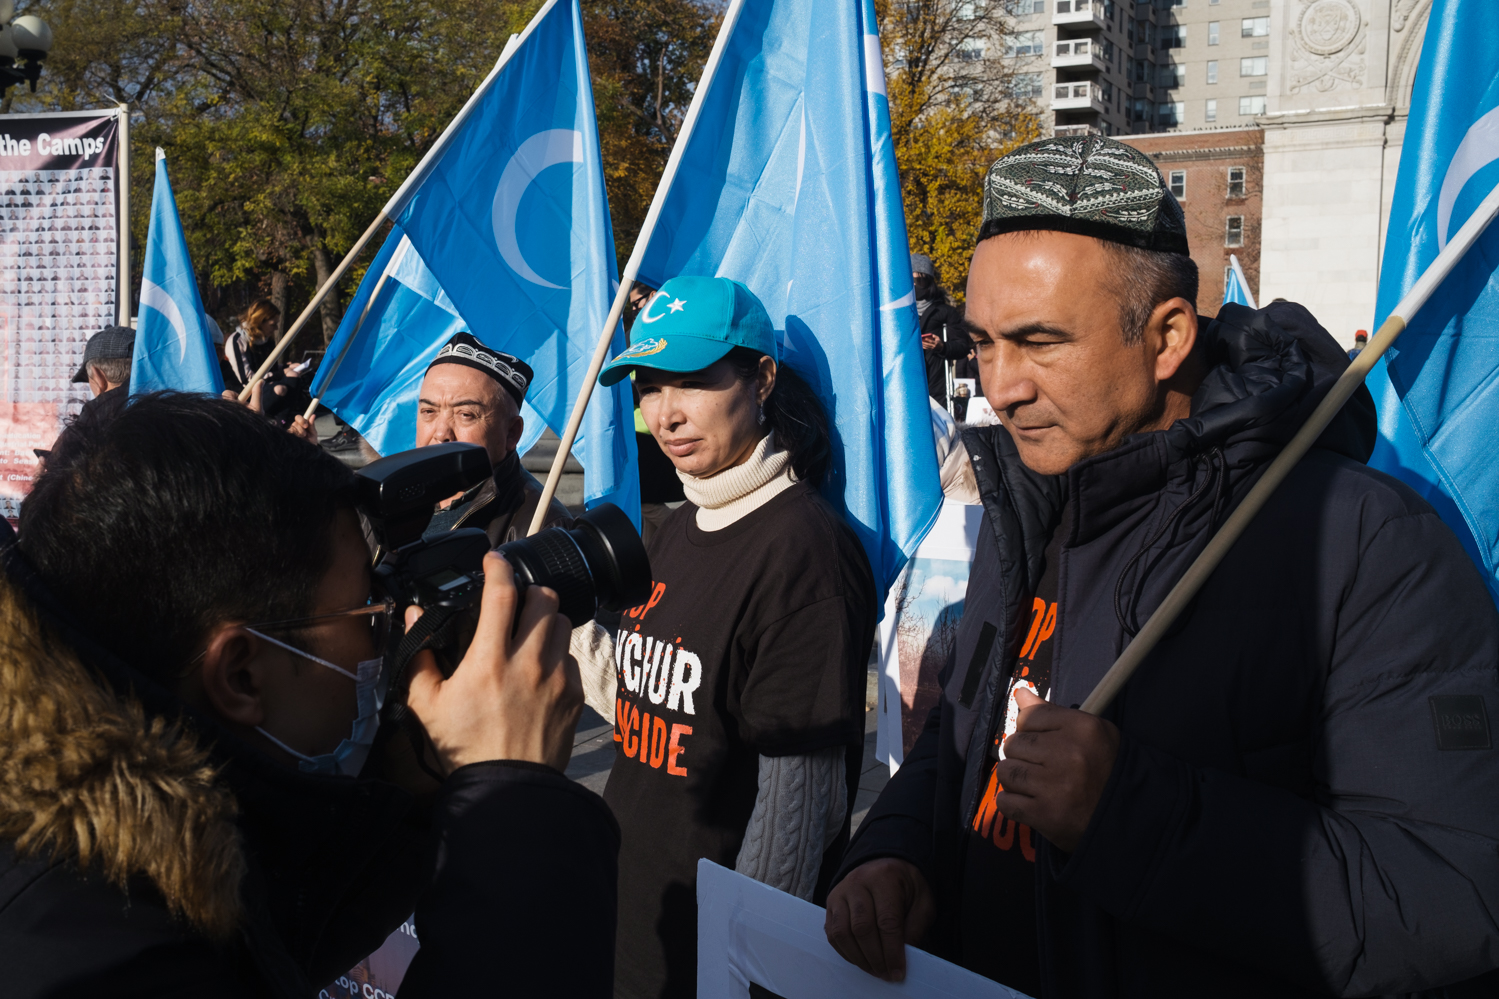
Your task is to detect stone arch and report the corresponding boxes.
[1388,0,1431,110]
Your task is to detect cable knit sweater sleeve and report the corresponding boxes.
[570,621,617,724]
[734,747,847,900]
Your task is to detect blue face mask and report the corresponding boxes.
[248,628,383,778]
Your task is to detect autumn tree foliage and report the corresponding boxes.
[875,0,1043,298]
[15,0,718,340]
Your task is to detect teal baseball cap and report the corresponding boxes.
[599,276,777,386]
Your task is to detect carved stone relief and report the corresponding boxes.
[1392,0,1423,32]
[1288,0,1368,94]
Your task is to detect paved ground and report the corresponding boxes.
[566,702,891,836]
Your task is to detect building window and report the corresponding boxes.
[1132,98,1153,123]
[1227,165,1246,198]
[1004,30,1045,57]
[1003,0,1046,12]
[1008,72,1044,98]
[1131,57,1148,82]
[1225,216,1244,247]
[1206,60,1218,84]
[1157,101,1185,125]
[1161,25,1187,48]
[1208,21,1220,44]
[1239,95,1267,115]
[1242,16,1269,36]
[1171,0,1186,6]
[1206,98,1218,121]
[1209,0,1220,4]
[1159,63,1186,87]
[1169,170,1186,198]
[1240,56,1268,76]
[958,40,987,60]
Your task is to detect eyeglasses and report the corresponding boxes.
[247,597,398,660]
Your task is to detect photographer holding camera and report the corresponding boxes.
[0,393,618,996]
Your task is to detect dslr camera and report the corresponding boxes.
[354,441,651,710]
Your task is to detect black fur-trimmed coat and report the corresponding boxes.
[0,529,619,996]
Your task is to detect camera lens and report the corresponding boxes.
[496,503,652,626]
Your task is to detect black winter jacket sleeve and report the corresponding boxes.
[399,760,620,997]
[1053,503,1499,996]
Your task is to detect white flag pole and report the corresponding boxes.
[526,0,751,534]
[1082,180,1499,716]
[236,17,547,403]
[116,103,131,327]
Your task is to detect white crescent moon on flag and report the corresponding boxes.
[492,129,584,290]
[140,277,188,361]
[1438,105,1499,249]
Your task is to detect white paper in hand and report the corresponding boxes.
[697,860,1033,999]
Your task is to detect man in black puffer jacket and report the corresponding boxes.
[826,136,1499,997]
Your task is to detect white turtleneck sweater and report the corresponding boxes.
[571,433,847,900]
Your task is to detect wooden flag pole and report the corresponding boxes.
[235,19,543,403]
[1081,180,1499,716]
[525,0,751,535]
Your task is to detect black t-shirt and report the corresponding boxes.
[959,505,1067,997]
[604,480,876,999]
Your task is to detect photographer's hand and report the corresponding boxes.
[405,551,583,774]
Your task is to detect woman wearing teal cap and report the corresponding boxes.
[574,275,877,998]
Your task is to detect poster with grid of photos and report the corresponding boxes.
[0,109,123,520]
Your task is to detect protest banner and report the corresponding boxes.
[0,107,127,519]
[697,859,1029,998]
[876,499,983,771]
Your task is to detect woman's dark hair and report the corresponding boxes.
[19,392,356,682]
[724,346,832,485]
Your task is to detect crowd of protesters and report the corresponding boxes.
[2,134,1497,999]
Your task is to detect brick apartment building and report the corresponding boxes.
[1120,127,1263,316]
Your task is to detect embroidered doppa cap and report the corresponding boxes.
[978,136,1190,256]
[598,276,776,387]
[72,325,136,383]
[425,332,533,407]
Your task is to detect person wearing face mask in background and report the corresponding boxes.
[570,276,877,998]
[913,253,970,412]
[0,393,618,997]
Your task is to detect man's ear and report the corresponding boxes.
[196,625,272,728]
[1148,296,1199,382]
[86,366,109,397]
[506,411,525,455]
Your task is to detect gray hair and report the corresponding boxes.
[1103,243,1200,346]
[87,357,132,387]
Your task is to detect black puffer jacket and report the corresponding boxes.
[839,302,1499,997]
[0,522,619,997]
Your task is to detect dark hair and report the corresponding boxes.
[724,347,832,485]
[1102,243,1200,346]
[19,393,356,682]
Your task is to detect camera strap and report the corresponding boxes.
[380,601,470,727]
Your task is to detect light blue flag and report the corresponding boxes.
[1367,0,1499,602]
[367,0,638,525]
[1222,253,1257,309]
[631,0,942,596]
[313,227,557,460]
[131,149,223,396]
